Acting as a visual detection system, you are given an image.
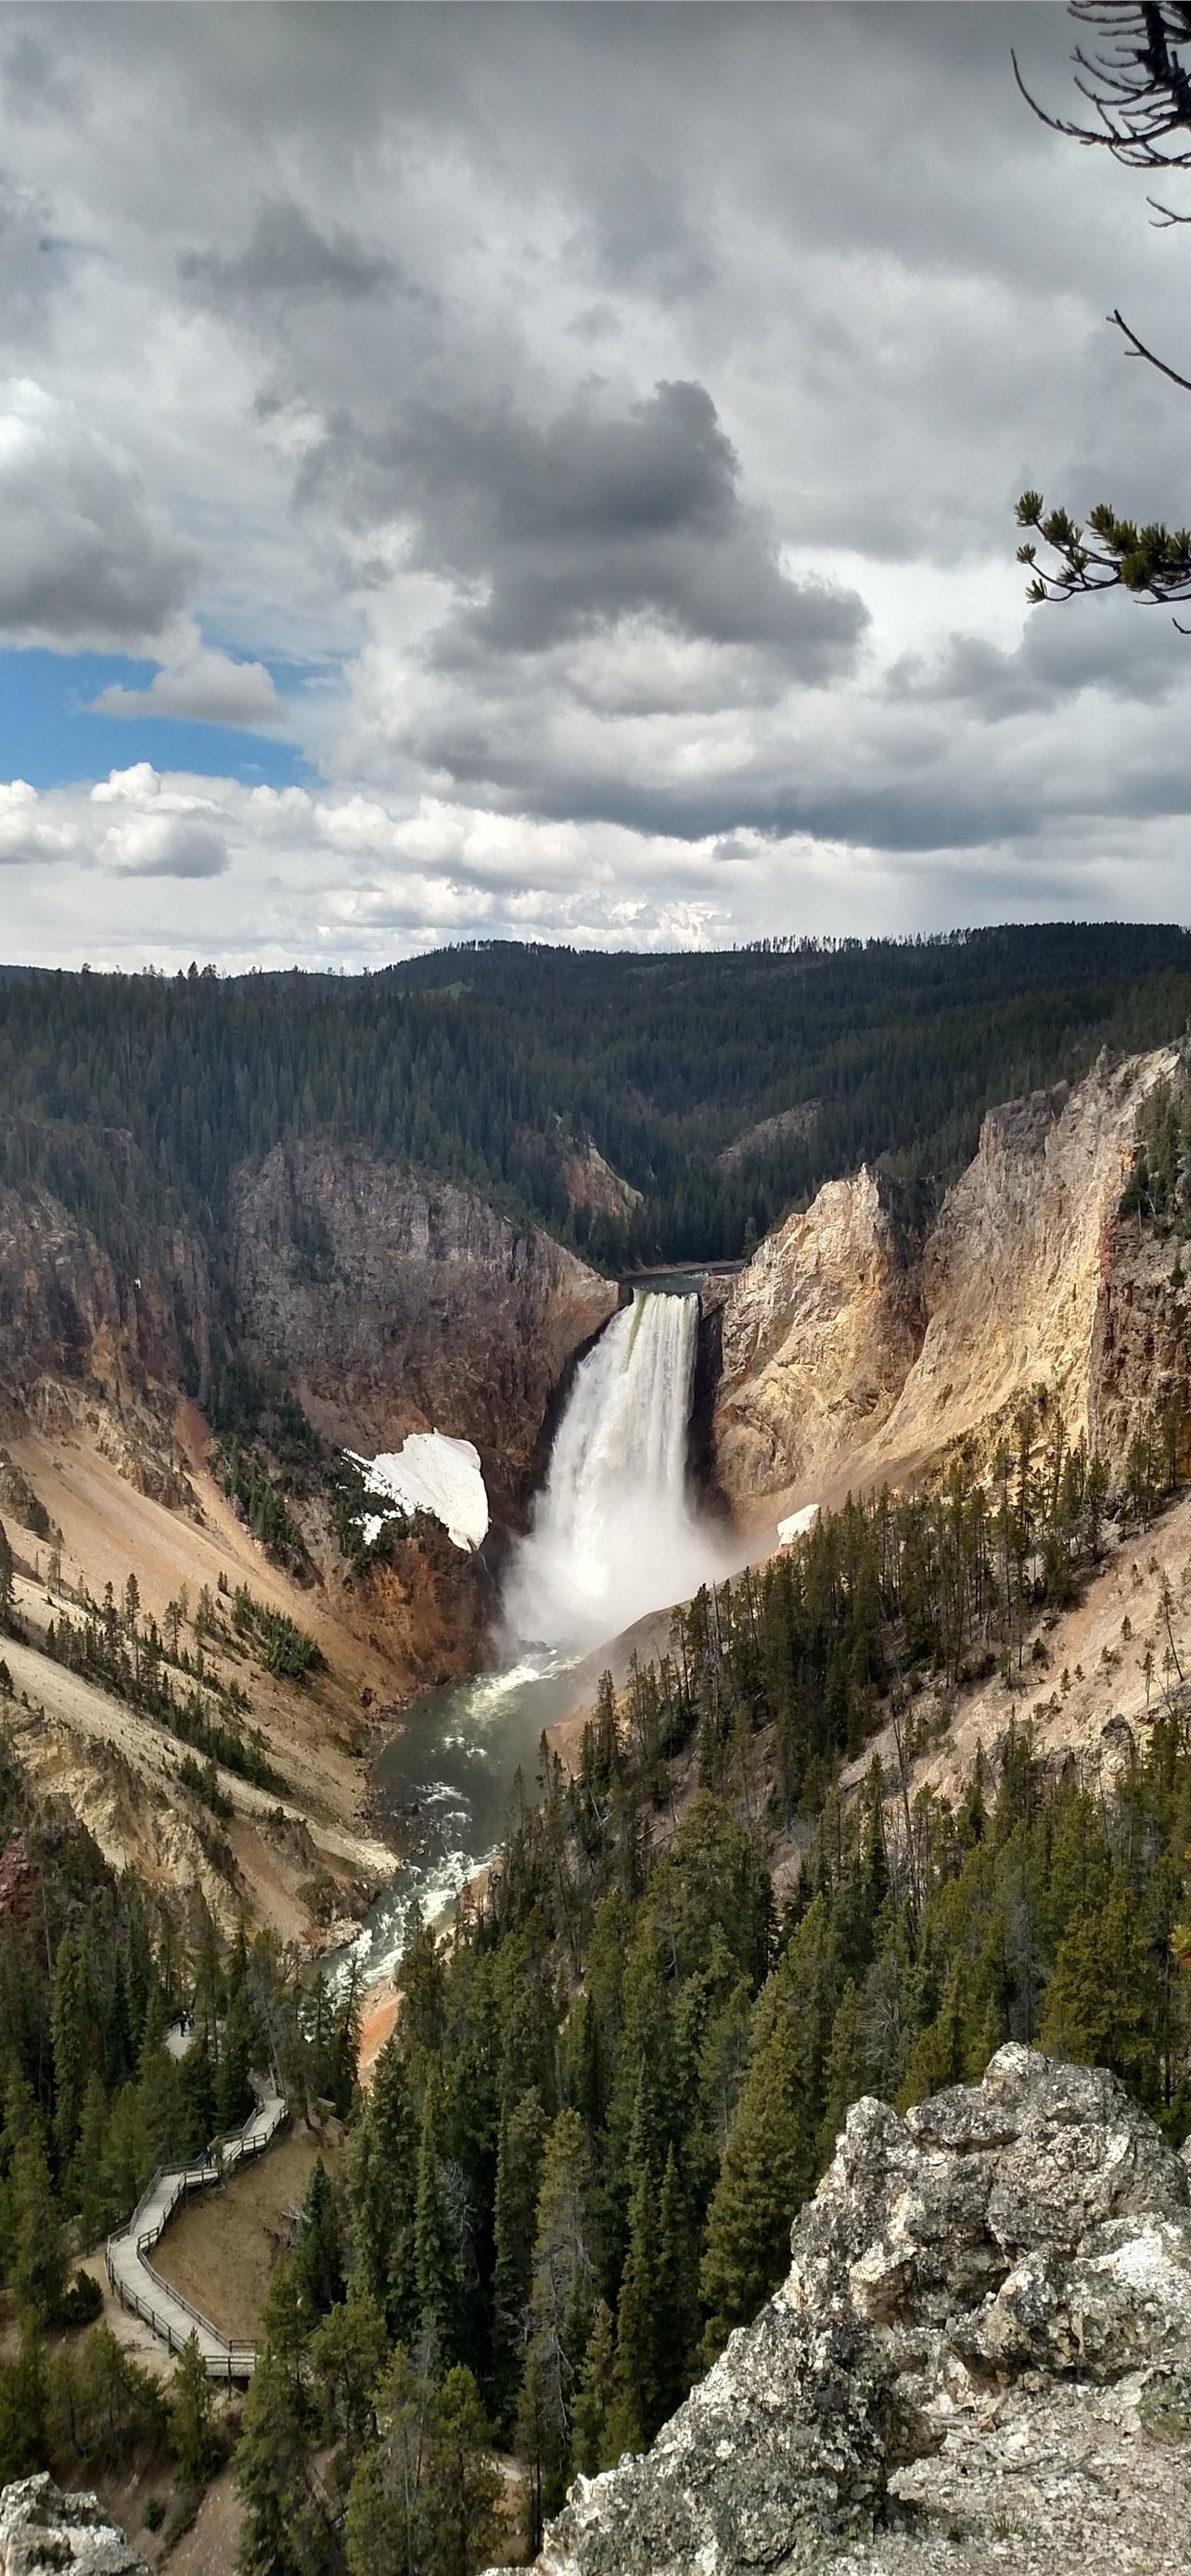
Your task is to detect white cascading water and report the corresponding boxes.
[503,1289,724,1657]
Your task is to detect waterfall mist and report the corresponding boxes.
[503,1290,726,1658]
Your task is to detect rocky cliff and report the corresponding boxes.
[711,1167,925,1507]
[527,2046,1191,2576]
[0,2474,147,2575]
[229,1141,619,1512]
[0,1180,207,1499]
[712,1051,1180,1522]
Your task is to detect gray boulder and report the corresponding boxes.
[531,2047,1191,2576]
[0,2475,148,2576]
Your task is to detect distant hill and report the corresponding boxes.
[1,924,1189,1273]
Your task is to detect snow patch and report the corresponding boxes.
[777,1502,820,1546]
[350,1431,490,1553]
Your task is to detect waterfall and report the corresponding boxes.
[503,1290,722,1657]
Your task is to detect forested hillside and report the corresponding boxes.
[1,925,1190,1276]
[236,1406,1191,2570]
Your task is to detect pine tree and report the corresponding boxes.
[235,2343,310,2576]
[699,1994,816,2363]
[169,2331,219,2487]
[71,2072,110,2247]
[308,2279,387,2459]
[490,2085,547,2427]
[653,2148,698,2424]
[415,2074,456,2360]
[419,2366,500,2576]
[346,2034,419,2343]
[1040,1880,1161,2097]
[11,2123,65,2325]
[0,2318,45,2484]
[50,1933,90,2178]
[345,2344,432,2576]
[570,2299,615,2480]
[515,2109,594,2539]
[293,2157,344,2325]
[815,1980,869,2169]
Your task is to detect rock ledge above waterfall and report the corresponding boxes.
[520,2046,1191,2576]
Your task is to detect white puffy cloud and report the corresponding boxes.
[0,778,75,866]
[0,755,1183,976]
[90,622,286,731]
[91,766,230,877]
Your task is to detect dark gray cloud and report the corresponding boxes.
[181,199,396,307]
[323,378,866,679]
[0,382,194,648]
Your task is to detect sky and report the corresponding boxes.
[2,0,1190,972]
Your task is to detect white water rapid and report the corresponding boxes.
[503,1288,724,1658]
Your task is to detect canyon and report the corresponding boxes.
[0,1043,1185,1953]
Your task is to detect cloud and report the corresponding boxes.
[91,768,230,877]
[328,378,866,680]
[0,380,193,649]
[0,6,1190,960]
[0,778,75,866]
[180,200,396,307]
[91,627,287,731]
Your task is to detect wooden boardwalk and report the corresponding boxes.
[105,2073,288,2379]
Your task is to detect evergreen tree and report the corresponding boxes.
[346,2034,419,2344]
[10,2123,65,2324]
[72,2072,110,2247]
[1040,1880,1162,2097]
[50,1933,89,2176]
[309,2280,387,2461]
[490,2085,547,2427]
[570,2300,615,2480]
[516,2109,594,2540]
[699,1987,817,2363]
[419,2366,500,2576]
[414,2074,456,2360]
[168,2331,219,2488]
[293,2157,345,2325]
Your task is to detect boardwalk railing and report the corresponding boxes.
[105,2074,288,2380]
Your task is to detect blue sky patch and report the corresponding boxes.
[0,647,312,790]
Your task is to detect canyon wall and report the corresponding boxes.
[229,1141,619,1511]
[711,1049,1180,1522]
[711,1167,925,1507]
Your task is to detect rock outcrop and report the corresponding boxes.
[712,1052,1180,1521]
[712,1167,925,1507]
[230,1141,619,1511]
[0,1181,209,1427]
[530,2047,1191,2576]
[0,2475,147,2574]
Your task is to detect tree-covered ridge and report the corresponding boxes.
[1,925,1190,1273]
[224,1409,1191,2572]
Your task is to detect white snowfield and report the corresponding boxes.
[351,1430,490,1553]
[777,1501,820,1546]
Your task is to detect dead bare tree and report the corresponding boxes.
[1013,4,1191,621]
